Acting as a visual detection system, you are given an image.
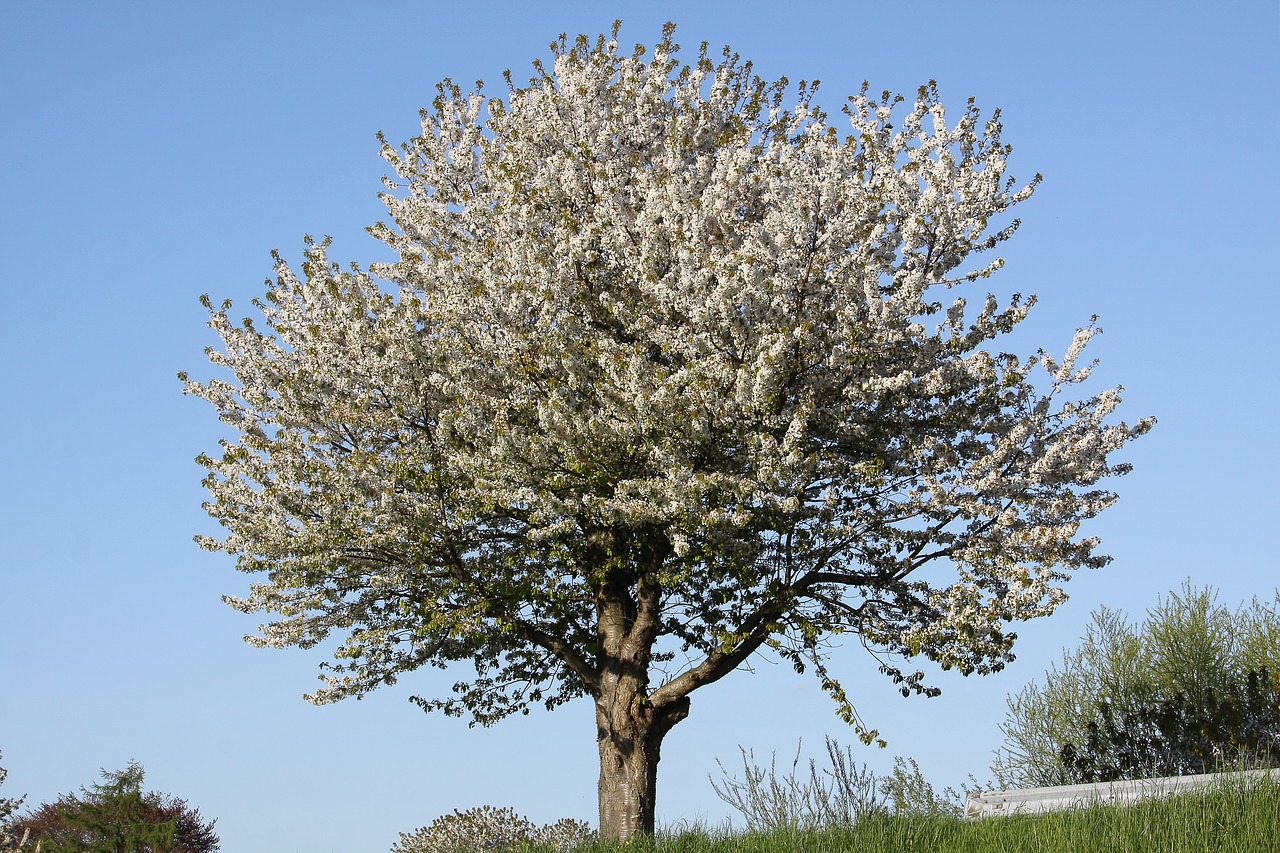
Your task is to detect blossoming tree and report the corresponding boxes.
[182,24,1153,840]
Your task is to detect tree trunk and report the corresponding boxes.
[596,684,690,841]
[588,527,690,840]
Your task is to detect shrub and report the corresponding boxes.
[993,583,1280,787]
[12,761,218,853]
[711,737,891,831]
[530,818,595,851]
[392,806,594,853]
[878,756,976,818]
[711,739,993,831]
[1059,666,1280,782]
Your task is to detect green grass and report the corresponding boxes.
[521,775,1279,853]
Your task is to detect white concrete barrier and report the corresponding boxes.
[964,768,1279,819]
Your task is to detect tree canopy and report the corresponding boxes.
[183,23,1152,838]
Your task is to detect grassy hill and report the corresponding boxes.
[530,774,1278,853]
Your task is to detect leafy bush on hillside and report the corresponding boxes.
[1060,665,1280,781]
[993,583,1280,787]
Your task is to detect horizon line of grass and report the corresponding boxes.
[512,774,1278,853]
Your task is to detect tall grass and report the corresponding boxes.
[518,772,1278,853]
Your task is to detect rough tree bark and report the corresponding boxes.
[595,683,690,839]
[588,526,663,840]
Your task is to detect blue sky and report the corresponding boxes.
[1,1,1276,851]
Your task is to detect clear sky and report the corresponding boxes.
[1,1,1276,851]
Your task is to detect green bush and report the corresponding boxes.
[993,582,1280,787]
[11,761,218,853]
